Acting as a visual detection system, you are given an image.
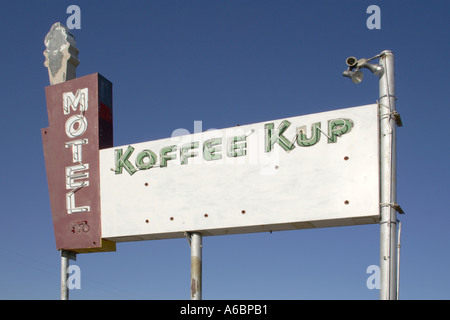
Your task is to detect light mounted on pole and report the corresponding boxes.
[342,50,403,300]
[342,55,384,83]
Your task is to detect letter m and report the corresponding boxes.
[63,88,88,115]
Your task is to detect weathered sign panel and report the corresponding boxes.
[42,73,115,252]
[100,104,380,242]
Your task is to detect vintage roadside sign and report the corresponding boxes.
[99,104,380,242]
[42,73,116,252]
[41,23,398,301]
[43,72,379,251]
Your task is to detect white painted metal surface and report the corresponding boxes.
[100,104,380,242]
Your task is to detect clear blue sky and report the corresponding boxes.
[0,0,449,300]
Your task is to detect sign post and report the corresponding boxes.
[378,50,399,300]
[189,232,202,300]
[343,50,403,300]
[60,250,76,300]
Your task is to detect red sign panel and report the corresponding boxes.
[42,73,115,253]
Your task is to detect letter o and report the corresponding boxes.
[135,150,157,170]
[65,115,87,138]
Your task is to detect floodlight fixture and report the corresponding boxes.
[343,69,364,84]
[345,56,358,68]
[359,59,384,76]
[342,55,384,83]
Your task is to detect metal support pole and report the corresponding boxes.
[190,232,202,300]
[61,250,76,300]
[61,251,69,300]
[378,50,398,300]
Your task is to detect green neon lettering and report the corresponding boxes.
[227,135,247,157]
[265,120,295,152]
[203,138,222,161]
[328,118,354,143]
[297,122,321,147]
[160,145,177,167]
[135,149,157,170]
[115,146,137,175]
[180,142,199,165]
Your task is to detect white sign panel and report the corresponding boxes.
[100,104,379,242]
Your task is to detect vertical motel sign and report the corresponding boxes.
[42,73,116,253]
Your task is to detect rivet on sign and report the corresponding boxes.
[344,156,349,161]
[344,200,350,205]
[145,219,149,223]
[170,217,174,221]
[241,210,246,214]
[204,214,208,218]
[144,182,149,186]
